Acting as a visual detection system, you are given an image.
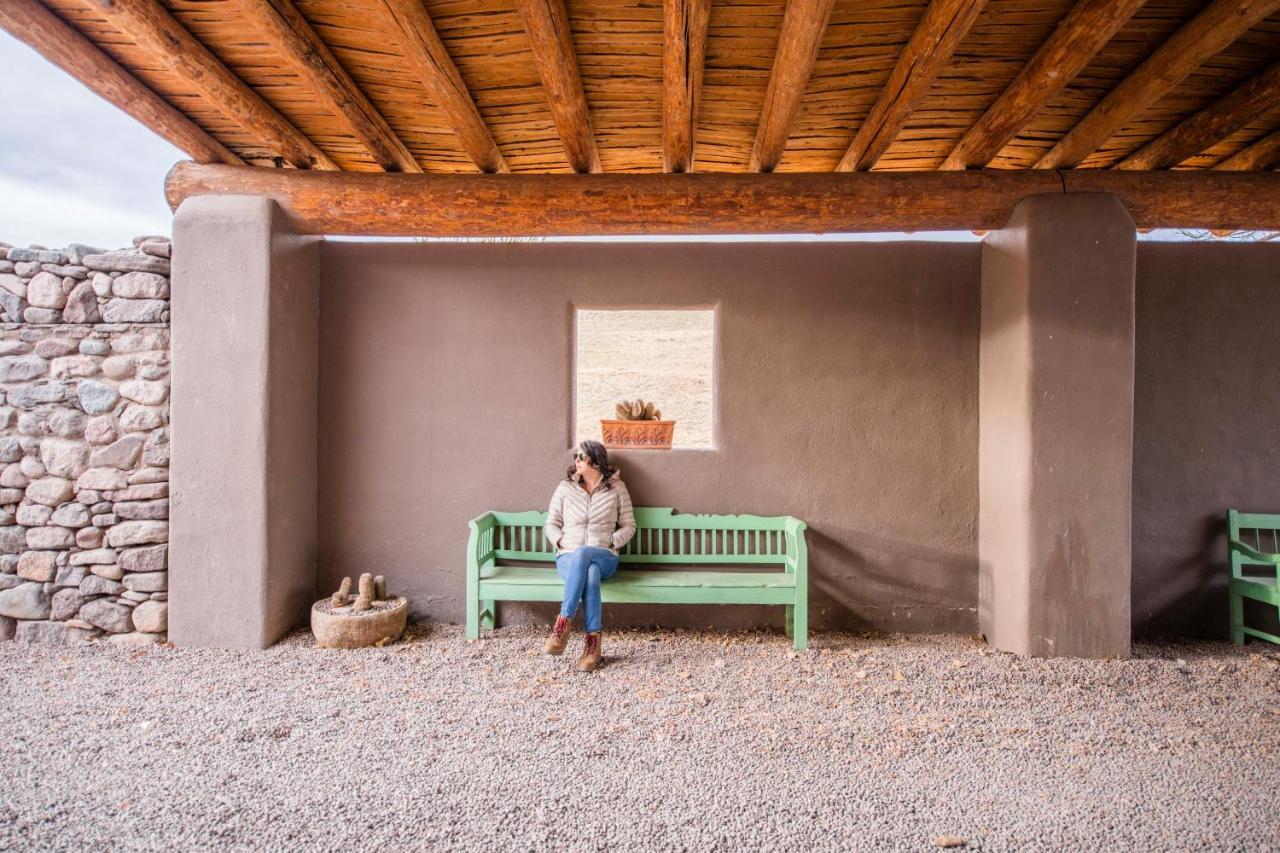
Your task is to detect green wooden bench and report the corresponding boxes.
[466,507,809,649]
[1228,509,1280,646]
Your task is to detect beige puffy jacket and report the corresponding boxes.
[544,473,637,555]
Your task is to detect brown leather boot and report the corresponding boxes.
[544,615,572,655]
[577,632,602,671]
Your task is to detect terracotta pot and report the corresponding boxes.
[600,419,676,450]
[311,596,409,648]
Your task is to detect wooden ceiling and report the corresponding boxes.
[6,0,1280,176]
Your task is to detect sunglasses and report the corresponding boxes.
[573,451,589,461]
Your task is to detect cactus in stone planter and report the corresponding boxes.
[614,399,663,421]
[331,576,352,607]
[353,573,375,611]
[313,573,406,648]
[327,573,392,611]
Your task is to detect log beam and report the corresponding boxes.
[837,0,987,172]
[1035,0,1280,170]
[514,0,600,173]
[89,0,334,170]
[239,0,421,172]
[750,0,836,173]
[376,0,506,174]
[1214,127,1280,171]
[940,0,1144,171]
[662,0,712,173]
[0,0,241,166]
[165,161,1280,235]
[1116,61,1280,170]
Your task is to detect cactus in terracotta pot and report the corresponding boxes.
[614,399,663,421]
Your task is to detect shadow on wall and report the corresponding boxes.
[1132,242,1280,639]
[806,526,978,634]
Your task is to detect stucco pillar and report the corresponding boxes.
[169,195,320,648]
[979,193,1135,659]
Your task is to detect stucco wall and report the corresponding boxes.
[318,241,982,634]
[316,237,1280,641]
[1132,241,1280,638]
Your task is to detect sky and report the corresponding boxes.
[0,29,1265,249]
[0,31,181,248]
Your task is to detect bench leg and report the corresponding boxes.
[792,599,808,652]
[480,599,496,631]
[784,605,794,639]
[466,593,480,640]
[1229,589,1245,646]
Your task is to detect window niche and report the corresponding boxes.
[574,308,715,450]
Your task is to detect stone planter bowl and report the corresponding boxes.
[600,419,676,450]
[311,596,409,648]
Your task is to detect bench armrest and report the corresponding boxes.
[1230,538,1280,565]
[467,513,498,577]
[783,517,808,574]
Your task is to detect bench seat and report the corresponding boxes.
[480,566,799,605]
[467,507,809,648]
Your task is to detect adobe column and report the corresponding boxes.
[169,195,321,648]
[979,193,1135,659]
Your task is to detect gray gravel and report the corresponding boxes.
[2,624,1278,852]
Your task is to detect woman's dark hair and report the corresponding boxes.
[566,439,617,489]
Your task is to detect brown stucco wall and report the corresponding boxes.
[317,241,981,634]
[979,194,1135,658]
[171,196,319,648]
[1133,241,1280,639]
[314,236,1280,641]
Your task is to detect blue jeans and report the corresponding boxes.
[555,546,619,633]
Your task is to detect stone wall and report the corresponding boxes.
[0,237,170,646]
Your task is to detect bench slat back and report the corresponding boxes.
[479,507,798,566]
[1229,509,1280,570]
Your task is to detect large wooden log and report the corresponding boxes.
[662,0,712,174]
[377,0,505,174]
[1035,0,1280,170]
[1214,128,1280,171]
[514,0,599,173]
[940,0,1144,171]
[88,0,334,170]
[750,0,836,173]
[0,0,241,166]
[165,161,1280,235]
[837,0,987,172]
[1116,61,1280,171]
[239,0,421,173]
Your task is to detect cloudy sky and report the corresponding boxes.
[2,28,1254,249]
[0,31,184,249]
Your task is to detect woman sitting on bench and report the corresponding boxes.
[542,440,636,671]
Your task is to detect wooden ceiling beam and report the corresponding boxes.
[662,0,712,174]
[1214,127,1280,171]
[376,0,505,174]
[239,0,421,173]
[1116,61,1280,170]
[837,0,987,172]
[88,0,334,170]
[750,0,836,173]
[513,0,600,174]
[166,161,1280,235]
[0,0,241,166]
[940,0,1144,171]
[1035,0,1280,170]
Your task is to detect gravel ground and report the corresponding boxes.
[2,624,1278,852]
